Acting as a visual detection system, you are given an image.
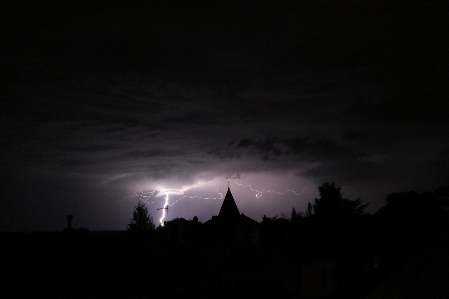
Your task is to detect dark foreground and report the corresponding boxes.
[0,232,287,299]
[2,230,449,299]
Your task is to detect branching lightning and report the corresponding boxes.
[134,188,223,227]
[134,191,160,204]
[233,181,308,198]
[169,188,224,207]
[134,182,307,227]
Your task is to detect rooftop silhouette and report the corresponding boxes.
[218,186,240,219]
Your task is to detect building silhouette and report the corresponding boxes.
[202,186,260,248]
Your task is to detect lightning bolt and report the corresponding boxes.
[168,188,224,207]
[134,188,224,227]
[159,194,169,227]
[134,182,307,226]
[233,181,308,198]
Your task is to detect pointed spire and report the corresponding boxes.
[219,185,240,219]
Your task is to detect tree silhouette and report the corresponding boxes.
[309,183,373,279]
[312,182,368,218]
[291,207,301,220]
[127,201,155,232]
[260,213,290,250]
[306,202,313,217]
[375,189,445,267]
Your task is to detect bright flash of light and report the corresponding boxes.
[135,180,307,226]
[134,188,224,226]
[155,189,184,197]
[159,194,169,227]
[233,181,308,198]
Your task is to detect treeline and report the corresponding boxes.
[260,183,449,280]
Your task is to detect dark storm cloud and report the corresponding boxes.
[341,130,371,142]
[303,159,384,185]
[164,111,227,125]
[344,90,449,124]
[226,173,242,180]
[208,148,241,160]
[123,150,186,159]
[237,138,282,161]
[60,145,122,153]
[233,137,364,162]
[1,0,448,231]
[50,149,187,170]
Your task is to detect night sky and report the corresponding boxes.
[1,0,448,231]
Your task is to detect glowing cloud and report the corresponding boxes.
[156,189,184,197]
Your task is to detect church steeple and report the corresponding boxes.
[202,184,260,247]
[218,186,240,219]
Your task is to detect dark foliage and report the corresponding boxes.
[156,217,201,244]
[126,201,155,232]
[260,213,291,250]
[375,190,446,268]
[312,182,369,218]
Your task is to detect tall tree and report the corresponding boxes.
[312,182,368,218]
[306,202,313,217]
[127,201,155,232]
[291,207,298,221]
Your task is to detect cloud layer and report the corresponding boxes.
[1,0,448,231]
